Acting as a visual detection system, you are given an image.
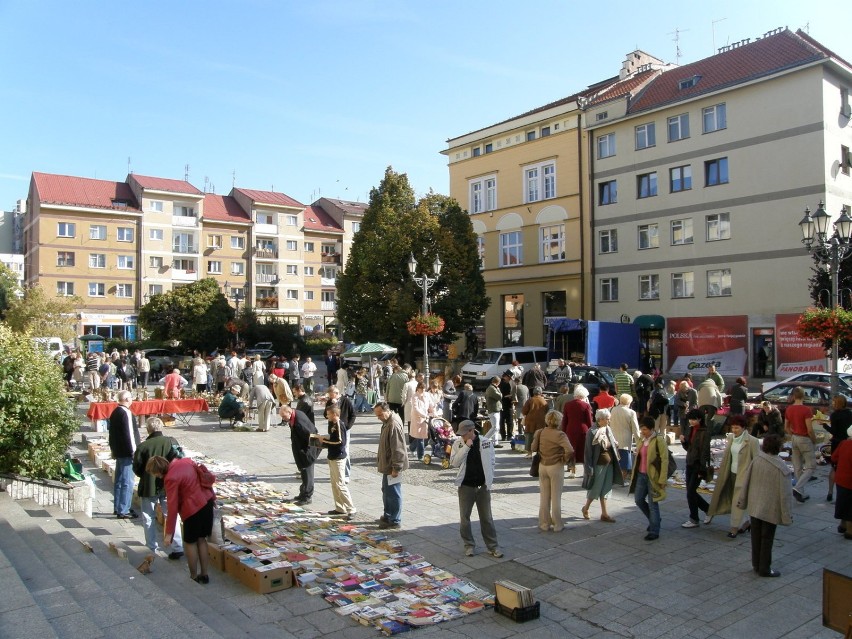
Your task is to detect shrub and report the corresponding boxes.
[305,336,339,356]
[0,324,79,479]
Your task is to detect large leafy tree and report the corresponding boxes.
[137,278,233,351]
[5,285,80,342]
[0,262,20,321]
[336,167,488,353]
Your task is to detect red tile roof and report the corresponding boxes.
[128,174,203,195]
[202,194,251,224]
[586,70,659,106]
[31,172,141,212]
[232,188,303,208]
[629,28,827,113]
[303,205,343,234]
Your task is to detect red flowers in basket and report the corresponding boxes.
[796,307,852,343]
[407,313,445,336]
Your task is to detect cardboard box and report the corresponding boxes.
[225,549,293,593]
[208,544,226,571]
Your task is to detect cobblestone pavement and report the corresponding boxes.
[77,400,851,639]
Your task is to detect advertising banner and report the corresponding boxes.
[667,316,748,379]
[775,313,826,375]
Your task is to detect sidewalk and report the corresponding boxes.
[76,402,850,638]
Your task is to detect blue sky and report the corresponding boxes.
[1,0,850,210]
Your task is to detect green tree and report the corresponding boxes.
[137,278,233,351]
[5,285,80,342]
[0,324,79,479]
[336,167,488,352]
[0,263,20,321]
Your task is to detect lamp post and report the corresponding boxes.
[798,201,852,397]
[408,253,442,385]
[224,281,247,346]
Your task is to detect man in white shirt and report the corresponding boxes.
[301,357,317,394]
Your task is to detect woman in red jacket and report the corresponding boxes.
[831,424,852,540]
[146,456,216,583]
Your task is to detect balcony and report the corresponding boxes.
[256,272,278,284]
[321,253,341,265]
[255,223,277,236]
[320,277,336,287]
[321,301,336,311]
[254,247,278,259]
[172,244,198,255]
[256,296,279,308]
[172,215,198,228]
[173,268,198,282]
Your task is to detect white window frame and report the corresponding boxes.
[599,229,618,254]
[150,256,164,268]
[231,236,245,250]
[256,212,274,225]
[539,224,565,263]
[57,222,75,238]
[672,272,694,299]
[670,165,692,192]
[57,281,74,296]
[89,253,106,269]
[523,161,556,202]
[671,219,694,246]
[635,122,656,150]
[286,264,298,276]
[286,289,298,300]
[116,283,133,298]
[637,172,658,198]
[702,103,727,133]
[600,278,618,302]
[285,215,298,226]
[707,269,732,297]
[148,200,164,213]
[304,241,315,252]
[117,227,133,242]
[469,174,497,213]
[148,284,163,296]
[57,251,75,267]
[667,113,690,141]
[117,255,134,269]
[304,266,314,276]
[321,291,336,303]
[639,274,660,300]
[638,224,659,250]
[304,290,314,301]
[88,282,105,297]
[149,228,164,241]
[499,231,523,267]
[352,222,361,234]
[597,133,616,159]
[207,260,222,274]
[231,262,245,275]
[476,236,485,269]
[175,205,195,217]
[90,225,107,240]
[286,240,298,251]
[207,234,222,249]
[706,213,731,241]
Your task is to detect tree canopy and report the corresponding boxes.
[137,278,233,351]
[336,167,488,353]
[4,285,80,342]
[0,262,20,321]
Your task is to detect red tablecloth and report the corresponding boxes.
[86,399,210,421]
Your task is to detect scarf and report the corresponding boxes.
[592,426,611,448]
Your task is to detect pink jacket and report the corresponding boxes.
[163,458,215,536]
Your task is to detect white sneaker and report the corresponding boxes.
[681,519,699,528]
[703,515,714,525]
[464,546,474,556]
[233,421,243,428]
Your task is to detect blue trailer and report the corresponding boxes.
[546,318,641,370]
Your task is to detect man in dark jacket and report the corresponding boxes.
[132,417,184,558]
[108,390,140,519]
[324,385,356,481]
[279,404,320,505]
[293,383,315,423]
[499,371,516,442]
[452,383,479,429]
[522,363,547,391]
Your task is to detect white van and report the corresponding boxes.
[461,346,549,391]
[32,337,64,359]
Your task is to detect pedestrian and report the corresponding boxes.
[452,382,478,430]
[827,395,852,502]
[705,364,724,391]
[132,417,184,559]
[293,383,315,423]
[522,386,549,456]
[629,416,668,541]
[707,415,760,537]
[324,349,339,387]
[108,390,140,519]
[830,424,852,539]
[594,382,617,411]
[513,379,529,449]
[531,410,573,532]
[250,380,275,431]
[385,364,408,419]
[279,404,319,506]
[450,420,503,558]
[613,363,634,398]
[484,376,503,443]
[728,377,749,416]
[145,455,216,584]
[681,409,713,528]
[736,434,793,577]
[581,408,620,523]
[409,382,432,461]
[697,377,722,433]
[647,379,671,436]
[553,384,571,414]
[784,386,816,503]
[289,354,301,386]
[192,357,208,393]
[610,393,640,486]
[268,372,294,407]
[138,352,150,388]
[218,385,246,428]
[634,370,654,417]
[675,380,698,432]
[498,371,516,443]
[320,404,357,518]
[325,385,356,482]
[251,354,266,387]
[374,401,409,529]
[301,356,317,394]
[549,359,572,388]
[561,384,594,477]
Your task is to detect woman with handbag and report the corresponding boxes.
[629,416,668,540]
[707,415,760,537]
[581,408,621,523]
[145,455,216,584]
[531,409,573,532]
[522,386,550,458]
[681,408,713,528]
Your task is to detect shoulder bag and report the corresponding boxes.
[529,453,541,477]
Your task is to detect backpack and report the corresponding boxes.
[649,391,669,418]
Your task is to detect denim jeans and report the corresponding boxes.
[458,484,499,551]
[140,495,183,552]
[113,457,135,515]
[409,437,425,460]
[382,474,402,524]
[633,472,661,535]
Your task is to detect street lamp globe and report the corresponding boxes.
[836,206,852,242]
[433,256,442,277]
[799,207,815,246]
[407,253,417,275]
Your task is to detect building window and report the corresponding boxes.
[706,213,731,241]
[57,251,75,267]
[540,224,565,263]
[672,272,694,298]
[89,253,106,268]
[304,290,314,301]
[256,212,274,225]
[500,231,523,267]
[671,219,694,245]
[304,266,314,276]
[150,256,164,268]
[321,291,335,303]
[57,222,76,238]
[707,268,732,297]
[597,133,616,159]
[637,172,658,198]
[598,180,617,205]
[638,224,659,250]
[117,228,134,242]
[639,274,660,300]
[286,264,298,275]
[599,229,618,254]
[667,113,690,142]
[207,260,222,274]
[286,240,298,251]
[117,255,134,269]
[57,281,74,296]
[678,76,701,90]
[352,222,361,233]
[207,235,222,248]
[472,147,481,157]
[526,131,536,142]
[149,229,163,241]
[88,282,105,297]
[540,126,550,137]
[635,123,656,150]
[231,236,245,250]
[842,145,850,176]
[485,143,493,153]
[524,162,555,203]
[476,236,485,268]
[600,278,618,302]
[148,200,163,212]
[304,241,315,252]
[90,225,107,240]
[286,289,298,300]
[175,206,195,217]
[228,263,244,276]
[148,284,163,296]
[285,215,298,226]
[173,232,195,253]
[705,157,729,186]
[502,294,524,346]
[670,165,692,192]
[702,103,727,133]
[116,283,133,298]
[470,180,483,213]
[595,111,608,121]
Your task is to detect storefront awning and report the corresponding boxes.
[633,315,665,329]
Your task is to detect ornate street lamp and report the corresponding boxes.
[408,254,442,384]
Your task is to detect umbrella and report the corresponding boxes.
[342,342,397,358]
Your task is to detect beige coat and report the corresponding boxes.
[737,452,793,526]
[531,427,573,466]
[272,378,293,405]
[522,396,550,434]
[628,435,668,502]
[708,432,760,516]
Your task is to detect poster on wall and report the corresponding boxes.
[667,316,748,379]
[775,313,826,374]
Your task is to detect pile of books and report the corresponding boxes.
[494,580,533,609]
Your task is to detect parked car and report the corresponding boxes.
[756,381,851,442]
[245,342,275,359]
[544,365,619,401]
[142,348,181,379]
[761,372,852,394]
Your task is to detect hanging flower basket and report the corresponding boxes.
[796,307,852,344]
[407,313,445,336]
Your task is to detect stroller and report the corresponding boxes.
[423,416,456,469]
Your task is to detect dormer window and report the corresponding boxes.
[678,75,701,90]
[111,199,130,208]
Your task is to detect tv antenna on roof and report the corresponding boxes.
[712,17,727,53]
[668,27,689,64]
[127,156,132,175]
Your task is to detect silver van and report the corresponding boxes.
[461,347,549,391]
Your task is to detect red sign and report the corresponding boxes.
[667,316,748,378]
[775,313,826,374]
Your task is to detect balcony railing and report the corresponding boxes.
[256,272,278,283]
[255,223,277,236]
[172,215,198,227]
[173,269,198,282]
[172,244,197,254]
[255,247,278,259]
[256,297,279,308]
[320,277,336,287]
[321,301,336,311]
[321,253,341,265]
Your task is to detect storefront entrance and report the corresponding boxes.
[752,329,774,378]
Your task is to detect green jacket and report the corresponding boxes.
[484,383,502,413]
[218,391,243,418]
[132,431,181,497]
